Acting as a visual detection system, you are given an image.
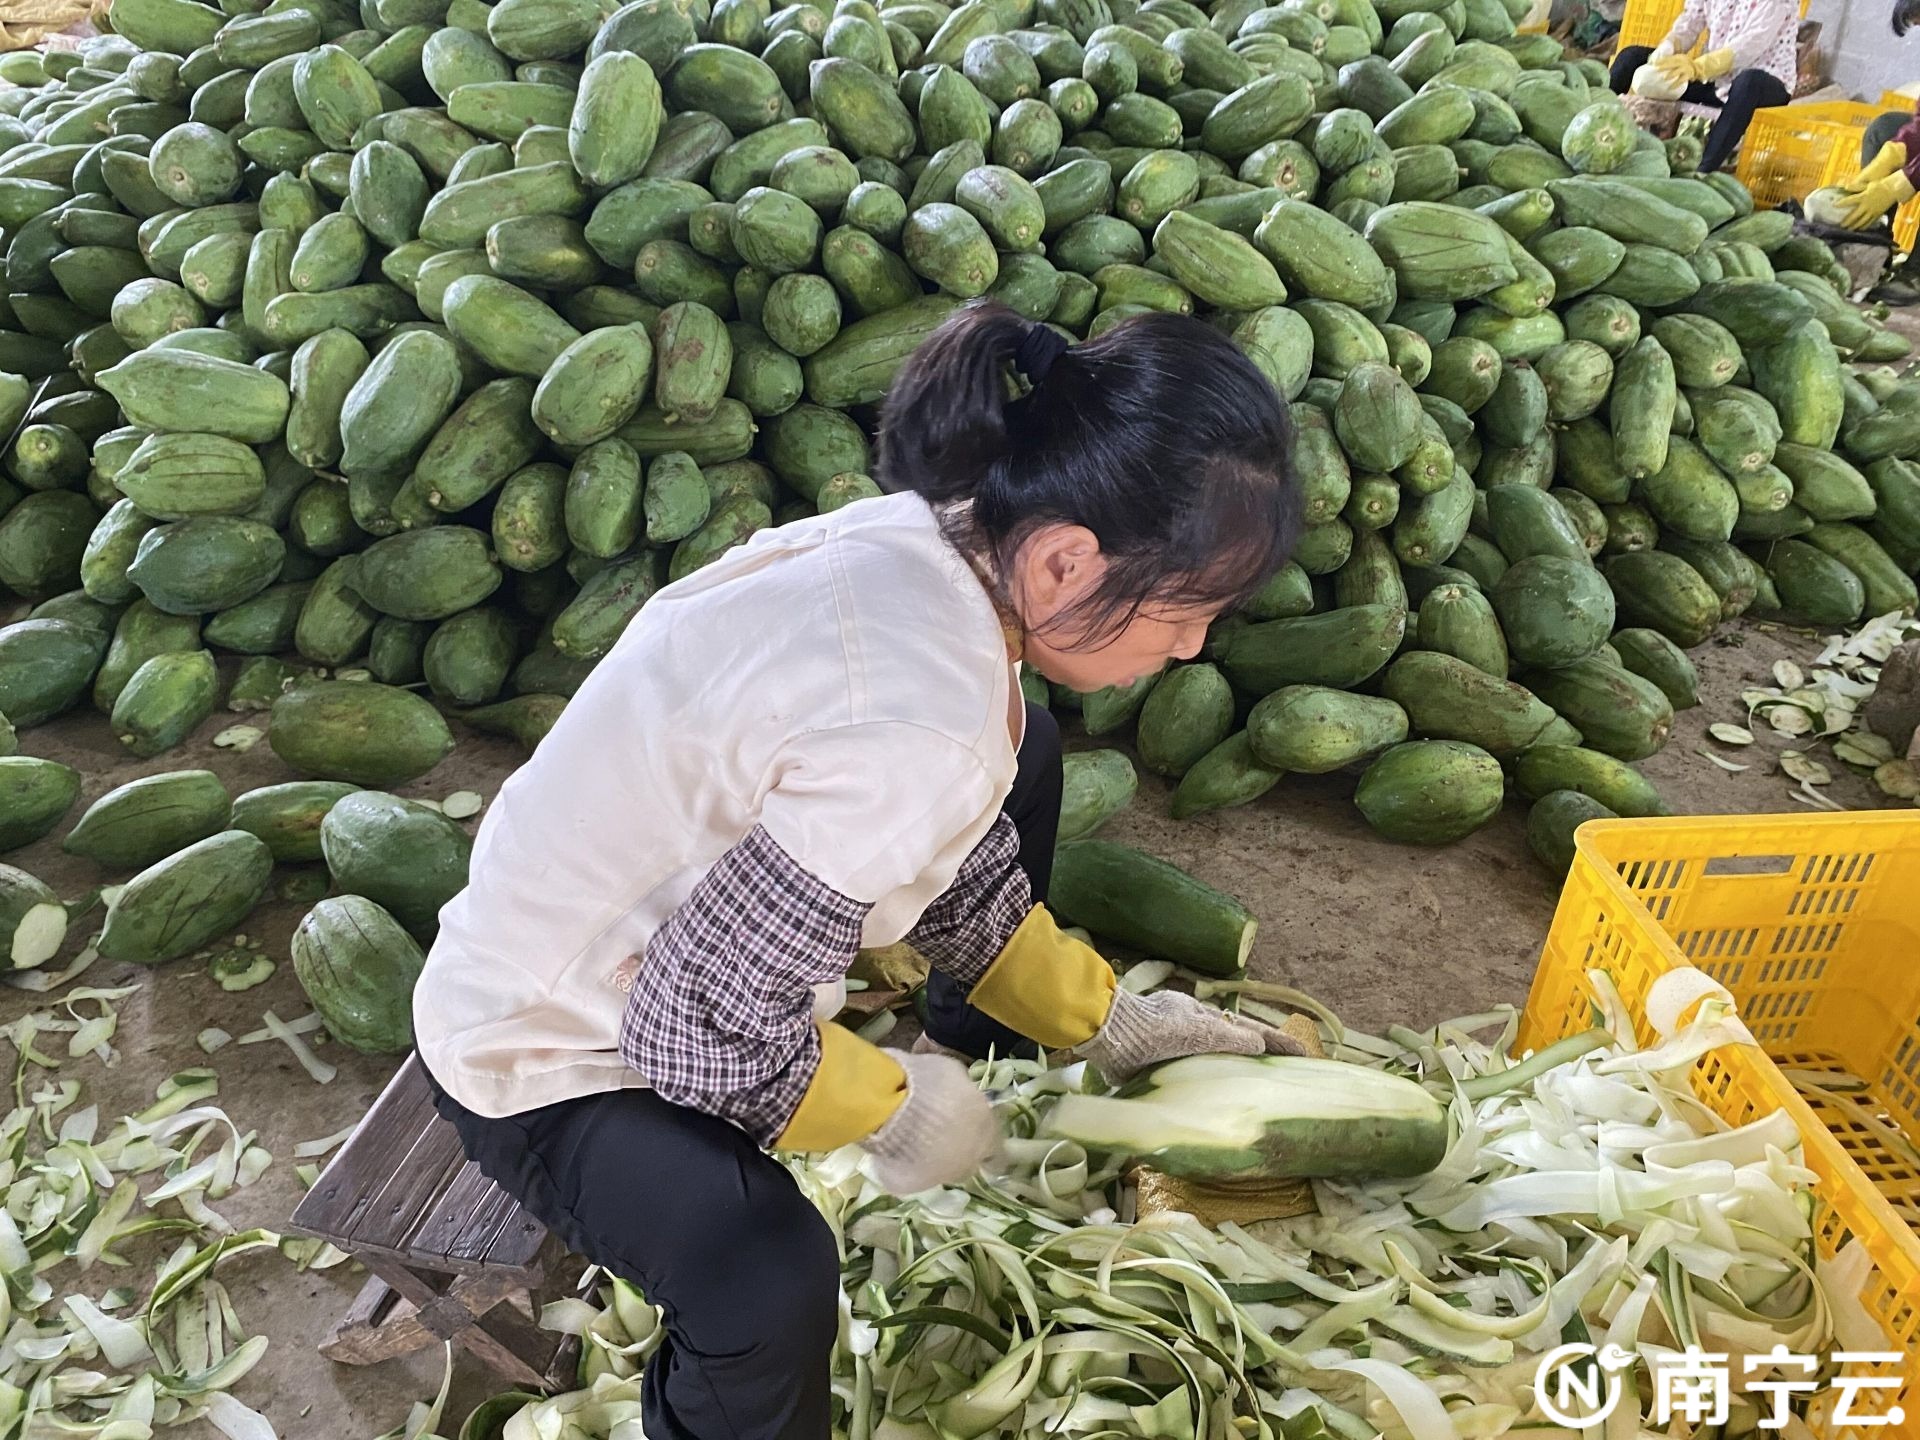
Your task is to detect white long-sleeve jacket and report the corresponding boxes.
[1654,0,1798,98]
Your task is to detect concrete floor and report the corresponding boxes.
[2,608,1904,1436]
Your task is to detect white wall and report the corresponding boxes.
[1809,0,1918,106]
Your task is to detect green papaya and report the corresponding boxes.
[1380,650,1574,756]
[1133,662,1233,778]
[1354,739,1504,845]
[269,679,456,786]
[1523,656,1672,762]
[98,829,275,964]
[1246,684,1408,773]
[110,647,218,757]
[1608,627,1699,711]
[1210,603,1406,693]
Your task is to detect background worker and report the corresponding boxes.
[1609,0,1799,173]
[1832,0,1920,301]
[1843,108,1918,234]
[1849,0,1920,227]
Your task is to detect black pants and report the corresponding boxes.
[1608,47,1792,174]
[422,700,1062,1440]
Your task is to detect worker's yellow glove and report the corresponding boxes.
[965,905,1117,1049]
[1694,47,1735,81]
[1847,141,1911,193]
[1651,52,1697,87]
[963,906,1310,1078]
[773,1022,909,1151]
[1840,170,1918,231]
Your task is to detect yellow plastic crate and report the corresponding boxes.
[1896,198,1920,256]
[1736,102,1884,208]
[1617,0,1809,57]
[1516,813,1920,1433]
[1616,0,1684,54]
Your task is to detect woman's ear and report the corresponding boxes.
[1012,523,1103,623]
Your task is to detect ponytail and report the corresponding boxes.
[877,301,1300,644]
[875,304,1032,505]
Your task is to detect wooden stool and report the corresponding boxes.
[289,1054,581,1389]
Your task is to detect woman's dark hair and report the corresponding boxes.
[877,301,1300,647]
[1897,0,1920,35]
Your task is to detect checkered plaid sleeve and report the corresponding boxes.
[902,814,1031,985]
[620,825,872,1145]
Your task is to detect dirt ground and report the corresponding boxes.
[5,295,1919,1440]
[3,607,1905,1436]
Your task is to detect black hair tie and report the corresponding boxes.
[1014,323,1070,384]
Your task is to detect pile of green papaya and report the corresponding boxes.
[1,752,450,1050]
[2,0,1920,916]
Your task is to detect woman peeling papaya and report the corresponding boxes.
[414,301,1301,1439]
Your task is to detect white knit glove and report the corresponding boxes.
[1078,988,1306,1083]
[861,1053,1002,1194]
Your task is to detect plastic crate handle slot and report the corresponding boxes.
[1703,854,1797,878]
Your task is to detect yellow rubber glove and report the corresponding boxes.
[1652,52,1697,87]
[965,905,1117,1049]
[1840,170,1917,231]
[773,1022,909,1151]
[1694,47,1735,81]
[1847,141,1911,193]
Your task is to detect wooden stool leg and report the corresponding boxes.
[319,1270,531,1368]
[543,1338,582,1392]
[318,1275,409,1365]
[363,1257,548,1389]
[467,1295,569,1381]
[530,1255,591,1390]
